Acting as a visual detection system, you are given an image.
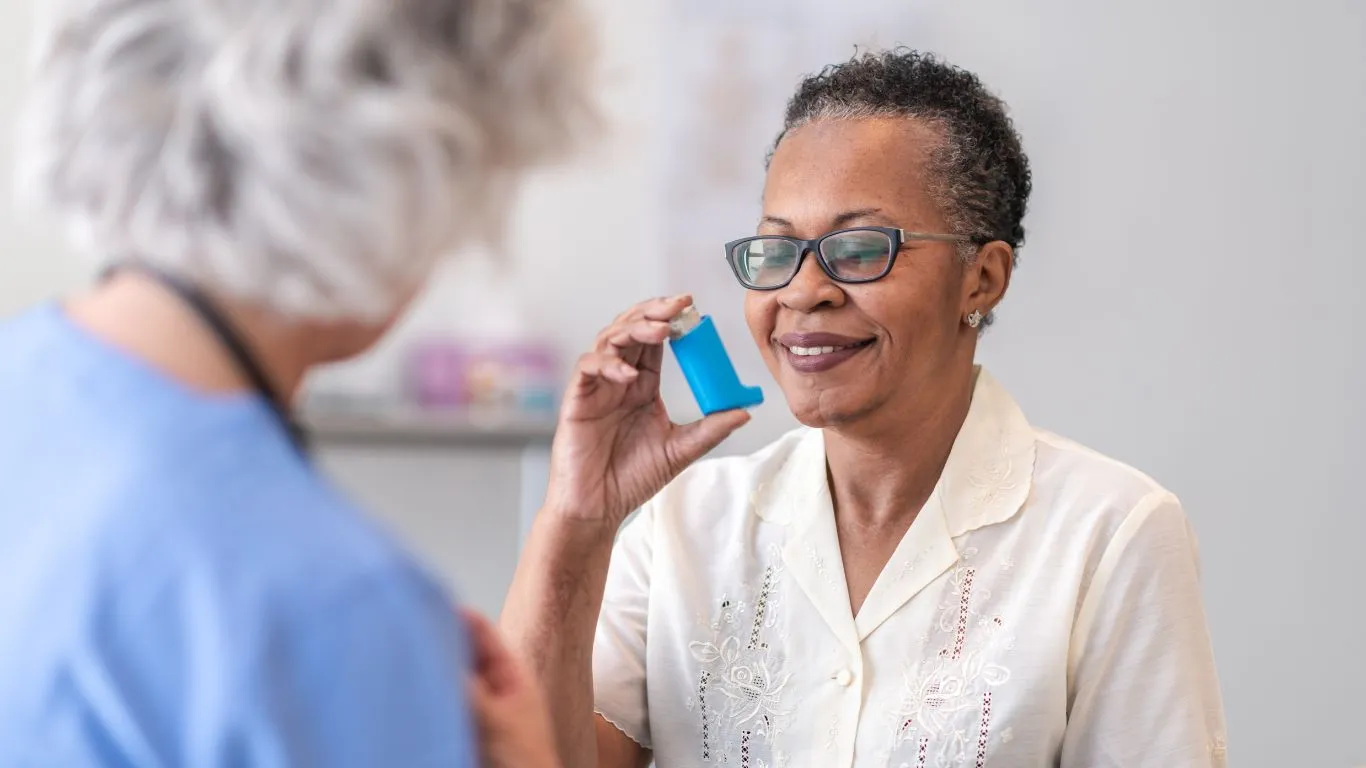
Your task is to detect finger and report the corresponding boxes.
[666,408,753,471]
[596,296,693,347]
[571,351,639,389]
[634,334,666,375]
[642,291,693,318]
[461,609,518,695]
[600,319,672,353]
[634,294,694,323]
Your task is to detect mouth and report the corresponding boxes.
[784,340,873,357]
[775,333,876,373]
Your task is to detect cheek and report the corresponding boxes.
[858,277,958,347]
[742,293,775,348]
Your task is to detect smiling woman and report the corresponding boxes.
[502,49,1228,768]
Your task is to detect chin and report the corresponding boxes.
[781,389,880,429]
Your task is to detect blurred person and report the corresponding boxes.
[503,50,1228,767]
[0,0,593,765]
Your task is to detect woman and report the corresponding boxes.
[0,0,590,765]
[504,50,1227,767]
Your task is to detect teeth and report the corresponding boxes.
[788,345,847,356]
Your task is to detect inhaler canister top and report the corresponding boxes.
[668,304,702,340]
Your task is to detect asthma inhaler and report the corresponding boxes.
[668,305,764,415]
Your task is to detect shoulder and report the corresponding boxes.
[1032,428,1169,506]
[1016,427,1200,597]
[1025,427,1189,537]
[83,432,449,637]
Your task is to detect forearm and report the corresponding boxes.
[500,513,616,768]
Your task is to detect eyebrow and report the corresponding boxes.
[759,208,889,231]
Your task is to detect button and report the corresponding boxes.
[833,668,854,687]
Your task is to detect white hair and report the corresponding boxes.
[16,0,596,320]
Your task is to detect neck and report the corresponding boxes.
[64,272,318,405]
[823,362,978,528]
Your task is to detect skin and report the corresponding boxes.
[501,116,1013,768]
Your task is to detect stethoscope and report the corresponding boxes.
[102,264,310,458]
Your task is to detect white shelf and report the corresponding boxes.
[303,406,556,447]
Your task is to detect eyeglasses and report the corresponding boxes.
[725,226,975,291]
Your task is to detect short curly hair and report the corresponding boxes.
[773,49,1032,325]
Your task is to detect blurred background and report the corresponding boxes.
[3,0,1363,764]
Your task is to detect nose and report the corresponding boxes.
[777,248,846,312]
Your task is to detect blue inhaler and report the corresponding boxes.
[668,305,764,415]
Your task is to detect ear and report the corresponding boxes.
[962,240,1014,318]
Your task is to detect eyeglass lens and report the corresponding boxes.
[732,229,894,288]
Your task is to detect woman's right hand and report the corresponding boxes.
[541,295,752,531]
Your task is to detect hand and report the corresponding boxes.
[464,609,561,768]
[542,295,751,530]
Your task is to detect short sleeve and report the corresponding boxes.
[592,503,655,749]
[1061,492,1228,767]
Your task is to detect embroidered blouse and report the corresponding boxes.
[592,368,1227,767]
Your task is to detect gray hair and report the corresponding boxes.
[17,0,596,320]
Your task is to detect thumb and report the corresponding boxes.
[667,408,752,470]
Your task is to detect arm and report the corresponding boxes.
[1060,492,1228,767]
[500,296,748,768]
[501,514,642,768]
[502,508,654,768]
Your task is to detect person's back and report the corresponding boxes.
[2,0,594,762]
[0,304,478,766]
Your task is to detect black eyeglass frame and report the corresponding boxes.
[724,226,979,291]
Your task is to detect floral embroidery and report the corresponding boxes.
[805,540,835,584]
[893,543,938,584]
[689,550,790,766]
[964,428,1019,509]
[887,560,1013,766]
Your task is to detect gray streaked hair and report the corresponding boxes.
[17,0,597,320]
[775,49,1032,328]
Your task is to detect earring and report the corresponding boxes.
[965,310,984,329]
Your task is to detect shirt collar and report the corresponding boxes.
[758,366,1036,645]
[757,366,1036,538]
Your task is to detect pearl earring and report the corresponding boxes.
[966,310,984,329]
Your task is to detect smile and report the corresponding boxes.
[785,343,865,356]
[778,338,874,373]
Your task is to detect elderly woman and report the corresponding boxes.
[0,0,590,765]
[503,50,1227,767]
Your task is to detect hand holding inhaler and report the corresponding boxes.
[541,296,756,528]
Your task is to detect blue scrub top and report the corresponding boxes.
[0,305,478,767]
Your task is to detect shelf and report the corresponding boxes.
[303,406,557,448]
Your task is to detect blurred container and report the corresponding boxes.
[409,338,559,414]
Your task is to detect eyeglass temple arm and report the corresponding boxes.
[898,230,974,243]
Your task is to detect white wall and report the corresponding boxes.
[4,0,1364,765]
[0,3,85,312]
[918,3,1366,766]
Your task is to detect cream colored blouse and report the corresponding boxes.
[592,369,1227,767]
